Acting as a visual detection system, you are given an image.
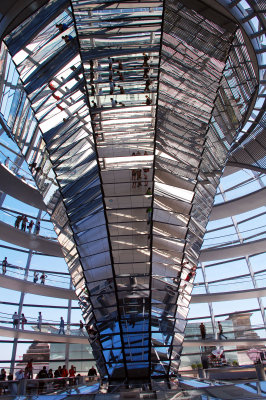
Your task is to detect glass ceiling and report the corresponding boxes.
[3,0,261,381]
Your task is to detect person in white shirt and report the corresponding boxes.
[15,369,24,380]
[12,312,19,329]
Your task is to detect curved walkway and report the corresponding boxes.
[0,274,76,300]
[183,338,266,347]
[190,286,266,304]
[0,163,46,210]
[199,238,266,262]
[1,326,265,348]
[0,220,63,257]
[0,326,88,344]
[209,187,266,221]
[1,274,266,304]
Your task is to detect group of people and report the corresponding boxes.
[199,321,228,340]
[88,53,153,107]
[11,312,89,336]
[131,151,149,188]
[14,215,40,234]
[12,312,27,330]
[0,362,97,392]
[33,271,47,285]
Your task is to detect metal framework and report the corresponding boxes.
[0,0,264,382]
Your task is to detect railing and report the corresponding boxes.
[184,324,266,341]
[0,209,58,240]
[0,312,89,336]
[0,156,36,186]
[0,375,100,396]
[0,262,71,289]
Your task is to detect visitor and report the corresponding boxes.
[21,314,27,330]
[27,220,34,233]
[108,57,113,70]
[37,312,42,331]
[26,359,33,379]
[62,34,73,44]
[144,79,151,92]
[0,368,6,395]
[218,321,227,340]
[146,206,152,225]
[143,53,150,67]
[118,60,123,70]
[132,169,137,188]
[145,187,152,195]
[88,365,97,381]
[91,100,97,108]
[54,366,62,378]
[40,273,47,285]
[56,23,67,33]
[69,365,76,385]
[136,169,142,187]
[109,79,115,94]
[21,215,28,231]
[110,98,117,107]
[35,221,40,235]
[145,95,152,105]
[2,257,7,275]
[47,369,54,392]
[33,271,39,283]
[12,312,19,329]
[37,366,48,393]
[15,369,24,380]
[199,322,206,340]
[58,317,65,335]
[119,85,125,94]
[48,369,53,378]
[90,84,95,96]
[14,215,23,229]
[61,365,68,386]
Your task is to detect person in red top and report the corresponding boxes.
[69,365,76,386]
[61,365,68,377]
[61,365,68,387]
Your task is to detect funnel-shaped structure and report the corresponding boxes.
[3,0,259,381]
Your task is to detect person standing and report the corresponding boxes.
[21,215,28,231]
[33,271,39,283]
[69,365,76,385]
[58,317,65,335]
[88,366,97,380]
[40,273,47,285]
[218,321,227,340]
[12,312,19,329]
[21,314,27,330]
[37,366,48,393]
[199,322,206,340]
[27,220,34,233]
[35,221,40,235]
[26,359,33,379]
[14,215,23,229]
[15,369,24,380]
[37,312,42,332]
[2,257,7,275]
[0,368,6,395]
